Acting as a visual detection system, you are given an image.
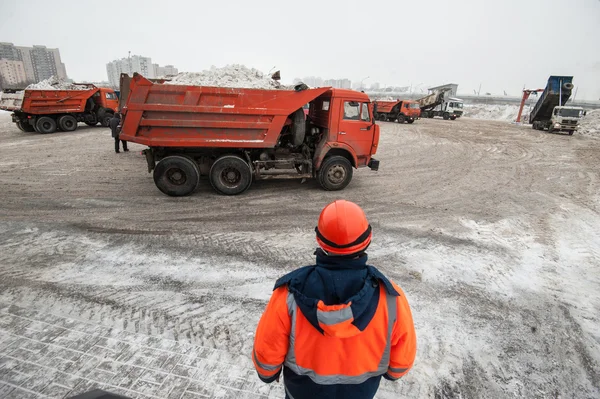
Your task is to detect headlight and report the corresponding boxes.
[554,123,561,128]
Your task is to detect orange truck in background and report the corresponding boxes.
[119,74,380,197]
[0,85,118,133]
[373,99,421,123]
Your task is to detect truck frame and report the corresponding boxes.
[119,74,380,196]
[0,85,118,133]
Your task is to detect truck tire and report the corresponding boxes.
[450,115,457,121]
[36,117,57,134]
[407,119,415,124]
[397,115,405,123]
[568,130,574,136]
[85,121,98,126]
[100,114,112,127]
[15,122,25,132]
[19,121,35,132]
[58,115,78,132]
[318,156,353,191]
[378,113,387,121]
[153,155,200,197]
[290,109,306,147]
[443,113,450,120]
[209,155,252,195]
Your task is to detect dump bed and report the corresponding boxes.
[374,100,400,113]
[0,87,98,114]
[530,75,573,123]
[119,74,331,148]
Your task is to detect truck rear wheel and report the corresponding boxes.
[378,113,387,121]
[36,117,57,134]
[318,156,353,191]
[58,115,78,132]
[209,155,252,195]
[397,115,405,123]
[153,155,200,197]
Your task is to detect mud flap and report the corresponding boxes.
[143,149,155,173]
[368,158,380,171]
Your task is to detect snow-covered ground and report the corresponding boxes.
[0,115,599,398]
[165,65,286,90]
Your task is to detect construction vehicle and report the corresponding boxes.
[0,85,118,133]
[373,99,421,123]
[528,76,585,135]
[417,90,464,120]
[515,88,544,123]
[417,89,463,120]
[119,74,380,197]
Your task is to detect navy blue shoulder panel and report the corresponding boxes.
[367,266,400,296]
[274,265,314,290]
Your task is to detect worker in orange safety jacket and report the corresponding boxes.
[252,200,417,399]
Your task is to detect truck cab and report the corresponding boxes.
[443,98,464,119]
[93,88,119,112]
[308,89,380,172]
[548,106,585,134]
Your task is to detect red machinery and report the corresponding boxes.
[516,88,544,123]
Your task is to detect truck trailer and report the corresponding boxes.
[373,99,421,123]
[529,76,585,135]
[0,85,118,133]
[119,74,380,197]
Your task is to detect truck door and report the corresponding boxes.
[337,100,374,164]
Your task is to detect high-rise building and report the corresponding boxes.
[0,42,67,85]
[153,64,179,77]
[106,56,178,87]
[0,59,27,87]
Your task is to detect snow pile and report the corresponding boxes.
[0,91,24,109]
[579,109,600,138]
[165,64,287,90]
[463,103,530,122]
[26,76,90,90]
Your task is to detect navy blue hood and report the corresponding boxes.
[274,249,399,335]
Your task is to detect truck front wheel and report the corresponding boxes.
[443,113,450,120]
[397,115,405,123]
[153,155,200,197]
[36,117,57,134]
[318,156,353,191]
[100,114,112,127]
[209,155,252,195]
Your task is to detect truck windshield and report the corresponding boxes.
[558,108,583,117]
[408,103,420,109]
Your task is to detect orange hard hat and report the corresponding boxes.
[315,200,372,255]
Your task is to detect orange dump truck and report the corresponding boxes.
[119,74,380,196]
[373,99,421,123]
[0,85,118,133]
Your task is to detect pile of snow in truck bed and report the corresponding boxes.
[579,109,600,138]
[165,64,287,90]
[26,76,91,90]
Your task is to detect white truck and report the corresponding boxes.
[532,105,586,135]
[418,89,464,120]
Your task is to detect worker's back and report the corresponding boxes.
[252,200,417,399]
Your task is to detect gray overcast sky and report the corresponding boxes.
[1,0,599,99]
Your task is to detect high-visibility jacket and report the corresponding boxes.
[252,251,417,399]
